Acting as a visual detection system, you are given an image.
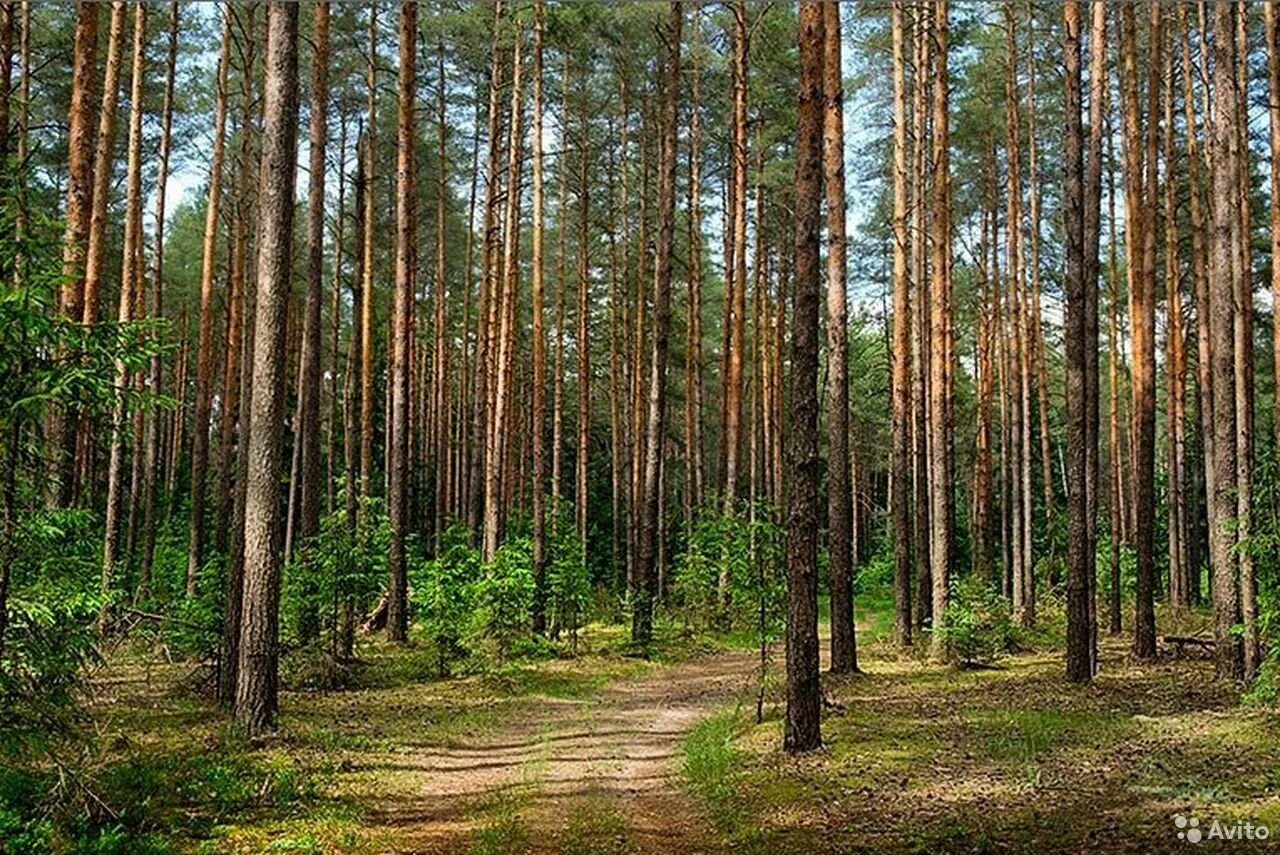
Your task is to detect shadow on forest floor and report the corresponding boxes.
[86,607,1279,855]
[686,629,1280,855]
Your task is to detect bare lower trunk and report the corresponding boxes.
[784,0,824,755]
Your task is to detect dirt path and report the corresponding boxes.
[370,648,760,854]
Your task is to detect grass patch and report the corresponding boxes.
[681,707,771,852]
[560,800,633,855]
[467,780,539,855]
[966,708,1130,763]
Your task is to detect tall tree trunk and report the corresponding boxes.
[484,29,524,562]
[1106,142,1124,636]
[685,12,706,516]
[1081,0,1106,671]
[214,21,257,557]
[328,119,347,518]
[1183,3,1212,608]
[234,0,299,736]
[187,7,232,595]
[1233,2,1258,680]
[633,1,682,648]
[911,3,932,630]
[823,0,856,674]
[1063,0,1094,683]
[51,1,98,506]
[100,1,146,630]
[291,0,328,643]
[1025,19,1054,544]
[1126,0,1160,661]
[386,1,414,643]
[469,1,506,534]
[1208,0,1242,680]
[576,82,591,577]
[927,0,953,658]
[432,42,449,547]
[359,5,378,503]
[75,0,127,506]
[138,0,179,596]
[1270,0,1280,461]
[531,0,548,632]
[722,0,748,514]
[1163,34,1190,614]
[1004,1,1030,626]
[786,0,825,754]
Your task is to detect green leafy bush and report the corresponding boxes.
[282,498,389,653]
[469,537,535,662]
[411,523,480,675]
[546,511,591,646]
[935,575,1017,666]
[672,501,784,638]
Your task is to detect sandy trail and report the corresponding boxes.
[371,648,760,854]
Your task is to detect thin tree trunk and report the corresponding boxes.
[187,7,232,595]
[686,12,706,516]
[928,0,953,658]
[723,0,748,515]
[823,0,856,674]
[214,21,257,557]
[633,1,681,648]
[1063,0,1093,683]
[576,82,591,577]
[1233,2,1258,680]
[290,0,328,643]
[359,5,378,503]
[484,27,524,561]
[100,1,146,631]
[1208,0,1242,680]
[386,1,414,643]
[1183,3,1212,608]
[328,119,347,518]
[1125,0,1160,661]
[138,0,179,597]
[1270,0,1280,461]
[529,0,550,631]
[51,1,98,506]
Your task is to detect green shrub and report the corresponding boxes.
[935,575,1017,666]
[469,537,536,662]
[671,501,784,636]
[410,523,480,675]
[282,498,389,652]
[547,514,591,647]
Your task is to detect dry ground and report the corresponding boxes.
[88,615,1280,855]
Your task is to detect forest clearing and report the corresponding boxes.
[4,0,1280,852]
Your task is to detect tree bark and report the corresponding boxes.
[51,1,98,506]
[823,0,856,673]
[187,7,232,595]
[785,0,824,756]
[927,0,953,658]
[1208,0,1242,681]
[100,1,146,631]
[234,0,299,737]
[532,0,548,633]
[359,5,378,504]
[1063,0,1093,684]
[633,1,682,648]
[138,0,179,597]
[385,0,414,643]
[722,0,748,515]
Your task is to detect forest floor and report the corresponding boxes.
[87,603,1280,855]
